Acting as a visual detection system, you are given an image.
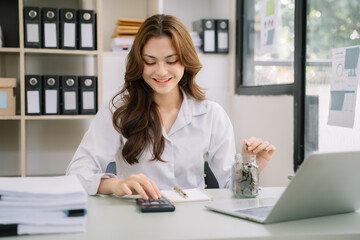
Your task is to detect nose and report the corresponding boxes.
[155,62,168,77]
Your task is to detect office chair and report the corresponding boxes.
[105,161,219,189]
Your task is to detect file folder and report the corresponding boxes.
[42,8,59,49]
[193,19,216,53]
[60,9,77,49]
[24,7,41,48]
[25,75,42,115]
[43,75,60,115]
[78,10,96,50]
[215,19,229,54]
[61,75,78,114]
[79,76,97,114]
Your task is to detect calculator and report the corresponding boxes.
[136,198,175,212]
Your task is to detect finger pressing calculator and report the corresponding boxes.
[136,198,175,212]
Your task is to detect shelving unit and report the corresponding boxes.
[0,0,233,177]
[0,0,103,177]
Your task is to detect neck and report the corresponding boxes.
[154,87,183,111]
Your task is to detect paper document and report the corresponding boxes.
[328,46,360,128]
[161,188,212,203]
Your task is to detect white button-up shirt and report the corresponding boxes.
[66,91,236,195]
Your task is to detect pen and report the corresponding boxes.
[173,186,188,199]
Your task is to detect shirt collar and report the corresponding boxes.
[167,88,209,137]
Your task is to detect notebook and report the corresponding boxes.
[161,188,212,203]
[205,151,360,224]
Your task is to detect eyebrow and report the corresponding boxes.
[143,54,178,59]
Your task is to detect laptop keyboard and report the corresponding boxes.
[235,206,273,218]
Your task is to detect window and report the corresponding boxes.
[237,0,360,170]
[236,0,295,95]
[304,1,360,159]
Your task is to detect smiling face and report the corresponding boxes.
[142,35,185,98]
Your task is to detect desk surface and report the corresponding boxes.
[3,188,360,240]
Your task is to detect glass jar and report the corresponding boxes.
[232,153,259,198]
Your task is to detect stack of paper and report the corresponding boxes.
[112,18,144,52]
[0,175,87,237]
[189,32,202,53]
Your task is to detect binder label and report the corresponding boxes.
[45,90,58,113]
[27,24,40,42]
[27,91,40,113]
[44,23,57,47]
[204,30,215,52]
[81,24,93,48]
[64,23,76,47]
[218,32,228,50]
[64,92,76,110]
[82,92,94,109]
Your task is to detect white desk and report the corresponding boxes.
[3,188,360,240]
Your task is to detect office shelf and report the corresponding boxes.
[0,0,103,177]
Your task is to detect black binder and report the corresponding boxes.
[0,224,17,237]
[61,75,78,114]
[43,75,60,115]
[192,19,216,53]
[25,75,42,115]
[79,76,97,114]
[60,9,77,49]
[24,7,41,48]
[78,10,96,50]
[215,19,229,54]
[42,8,59,49]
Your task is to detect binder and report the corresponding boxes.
[23,7,41,48]
[79,76,97,114]
[25,75,42,115]
[42,8,59,49]
[60,9,77,49]
[60,75,78,115]
[43,75,60,115]
[215,19,229,54]
[192,19,216,53]
[78,10,96,50]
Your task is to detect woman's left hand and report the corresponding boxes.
[242,137,276,173]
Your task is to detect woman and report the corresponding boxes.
[66,14,275,200]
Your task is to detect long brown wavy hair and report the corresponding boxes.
[112,14,205,165]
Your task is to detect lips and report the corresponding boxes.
[153,77,172,83]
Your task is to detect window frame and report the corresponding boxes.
[235,0,294,96]
[235,0,307,171]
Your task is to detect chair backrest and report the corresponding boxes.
[105,161,117,174]
[204,161,219,189]
[105,161,219,189]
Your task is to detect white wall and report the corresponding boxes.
[230,95,294,187]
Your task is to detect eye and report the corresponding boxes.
[167,60,178,65]
[144,61,156,66]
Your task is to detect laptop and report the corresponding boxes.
[205,151,360,224]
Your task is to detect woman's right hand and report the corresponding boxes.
[98,174,161,200]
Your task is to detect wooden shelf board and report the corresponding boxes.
[0,47,20,53]
[25,115,95,120]
[24,48,98,55]
[0,115,21,120]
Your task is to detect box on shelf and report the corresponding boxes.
[0,78,17,116]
